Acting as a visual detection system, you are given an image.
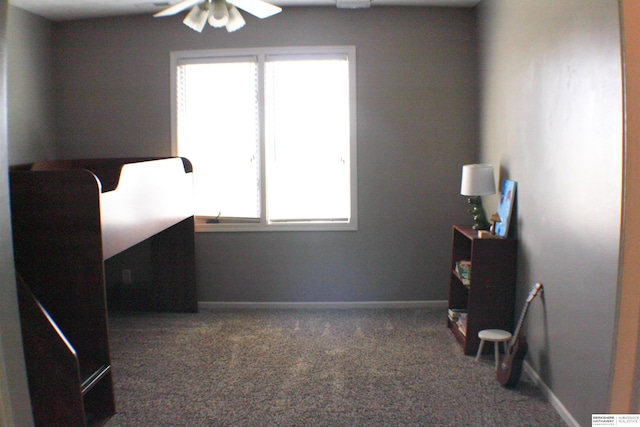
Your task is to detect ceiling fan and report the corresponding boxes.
[154,0,282,33]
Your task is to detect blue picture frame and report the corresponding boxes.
[495,179,517,238]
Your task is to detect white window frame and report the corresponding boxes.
[170,46,358,232]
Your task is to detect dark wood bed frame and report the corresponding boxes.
[9,157,197,426]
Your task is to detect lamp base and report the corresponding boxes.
[466,196,491,231]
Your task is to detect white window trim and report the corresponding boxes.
[170,46,358,232]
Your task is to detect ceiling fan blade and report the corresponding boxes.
[229,0,282,19]
[154,0,202,17]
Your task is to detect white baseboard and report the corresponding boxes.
[198,300,448,310]
[523,362,580,427]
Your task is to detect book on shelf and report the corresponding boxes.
[456,312,468,336]
[454,261,471,286]
[457,323,466,336]
[448,308,467,322]
[455,272,470,287]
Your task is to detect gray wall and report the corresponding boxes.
[7,6,55,164]
[1,3,35,426]
[478,1,622,425]
[51,7,479,303]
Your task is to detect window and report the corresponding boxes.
[171,46,357,232]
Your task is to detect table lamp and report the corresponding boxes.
[460,164,496,230]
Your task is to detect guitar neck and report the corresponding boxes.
[510,301,530,346]
[509,283,543,347]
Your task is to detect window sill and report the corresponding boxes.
[195,218,357,232]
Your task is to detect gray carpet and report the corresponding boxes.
[104,308,567,427]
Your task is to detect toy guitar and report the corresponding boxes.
[497,282,544,387]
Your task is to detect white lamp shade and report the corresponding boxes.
[460,164,496,196]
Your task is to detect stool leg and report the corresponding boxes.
[494,342,500,370]
[475,340,485,361]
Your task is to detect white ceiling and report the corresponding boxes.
[9,0,479,21]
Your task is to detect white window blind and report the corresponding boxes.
[265,54,351,222]
[171,47,357,232]
[176,57,261,220]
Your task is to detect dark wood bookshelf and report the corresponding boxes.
[447,225,518,355]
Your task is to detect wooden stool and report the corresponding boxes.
[475,329,512,370]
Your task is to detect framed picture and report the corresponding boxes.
[494,179,517,238]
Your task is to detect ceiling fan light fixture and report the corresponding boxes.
[183,3,209,32]
[226,4,246,32]
[209,0,229,27]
